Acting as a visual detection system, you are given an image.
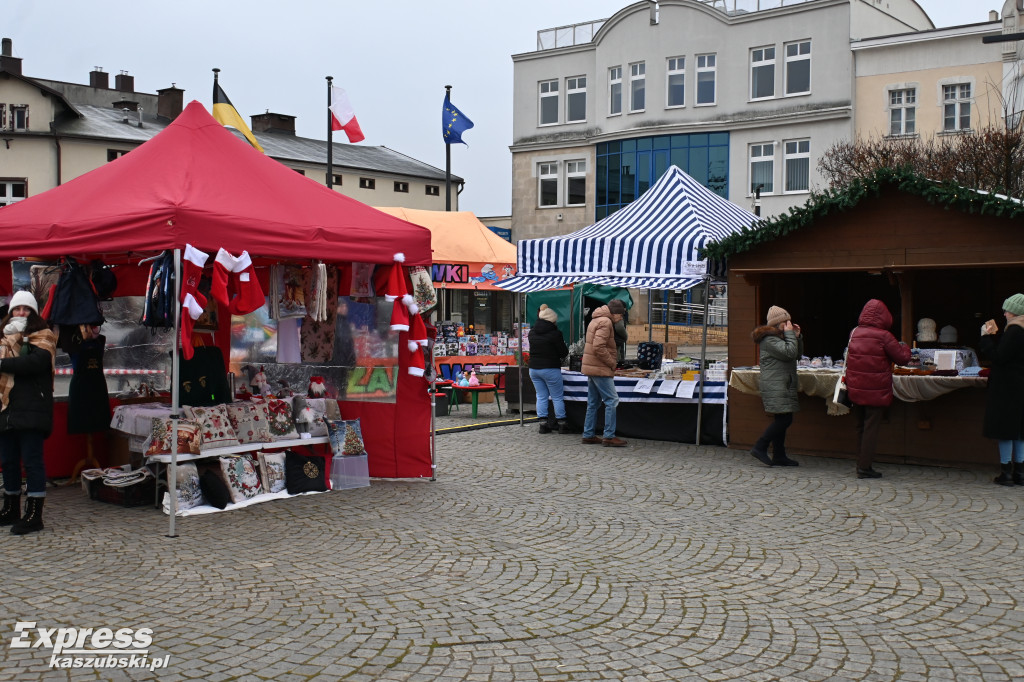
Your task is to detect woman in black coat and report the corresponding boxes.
[0,291,58,534]
[979,293,1024,486]
[528,304,570,434]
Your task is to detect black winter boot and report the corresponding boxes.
[1014,461,1024,486]
[0,493,20,526]
[557,419,573,435]
[995,462,1014,486]
[771,452,800,467]
[538,418,553,434]
[11,497,43,535]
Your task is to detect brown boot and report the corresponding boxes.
[602,437,628,447]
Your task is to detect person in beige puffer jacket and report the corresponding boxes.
[581,299,627,447]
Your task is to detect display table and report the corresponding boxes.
[559,370,726,445]
[729,368,988,416]
[450,384,502,418]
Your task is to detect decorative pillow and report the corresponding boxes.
[225,402,273,444]
[199,468,231,509]
[183,405,239,449]
[258,452,287,493]
[326,418,367,457]
[285,451,328,494]
[173,462,205,510]
[218,454,264,503]
[145,418,203,456]
[266,398,299,440]
[322,399,342,421]
[292,397,329,437]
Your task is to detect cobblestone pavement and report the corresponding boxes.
[3,423,1024,681]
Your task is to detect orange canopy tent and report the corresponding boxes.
[374,208,517,290]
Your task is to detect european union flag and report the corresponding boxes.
[442,94,474,145]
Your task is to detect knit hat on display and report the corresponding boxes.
[766,305,790,327]
[607,299,625,315]
[538,304,558,323]
[938,325,958,344]
[8,290,38,314]
[1003,293,1024,316]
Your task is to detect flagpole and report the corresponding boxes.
[445,84,452,211]
[326,76,334,189]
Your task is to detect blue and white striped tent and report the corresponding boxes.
[496,165,759,292]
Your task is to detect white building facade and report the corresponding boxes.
[510,0,936,243]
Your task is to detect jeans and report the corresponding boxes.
[529,368,566,419]
[0,430,47,497]
[997,440,1024,464]
[583,376,619,439]
[753,413,793,457]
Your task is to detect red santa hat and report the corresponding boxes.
[406,341,425,377]
[390,295,412,331]
[383,253,407,302]
[409,310,428,348]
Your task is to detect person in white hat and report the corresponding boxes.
[0,290,57,535]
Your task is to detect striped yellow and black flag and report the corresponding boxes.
[212,79,264,153]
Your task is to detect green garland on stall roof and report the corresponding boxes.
[701,167,1024,261]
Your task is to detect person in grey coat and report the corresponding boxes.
[749,305,802,467]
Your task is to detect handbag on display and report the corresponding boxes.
[636,341,663,370]
[46,256,105,326]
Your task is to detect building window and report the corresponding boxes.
[426,185,440,196]
[888,88,916,136]
[394,181,409,193]
[784,40,811,95]
[106,149,129,162]
[10,105,28,131]
[0,104,5,129]
[0,179,27,207]
[943,83,972,131]
[539,163,559,207]
[783,139,810,193]
[332,174,343,186]
[749,143,774,195]
[566,160,586,206]
[696,54,716,105]
[609,66,622,116]
[293,168,305,175]
[539,79,559,126]
[359,177,375,190]
[750,46,775,100]
[666,57,685,108]
[566,76,586,123]
[629,62,646,112]
[596,133,730,219]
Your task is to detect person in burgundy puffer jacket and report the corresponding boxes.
[844,299,911,479]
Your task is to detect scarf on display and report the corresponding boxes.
[0,328,57,412]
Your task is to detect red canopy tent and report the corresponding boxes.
[0,102,435,502]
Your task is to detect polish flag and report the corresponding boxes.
[330,86,365,143]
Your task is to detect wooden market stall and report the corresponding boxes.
[705,169,1024,468]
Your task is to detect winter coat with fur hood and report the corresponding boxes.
[844,299,911,408]
[752,325,802,414]
[581,306,619,377]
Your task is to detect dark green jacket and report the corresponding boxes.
[751,325,802,414]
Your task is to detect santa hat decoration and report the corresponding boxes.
[308,375,327,397]
[390,295,411,332]
[408,310,428,348]
[406,340,426,377]
[180,244,210,360]
[383,253,407,302]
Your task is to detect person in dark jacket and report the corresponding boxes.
[0,290,58,535]
[528,304,570,434]
[978,293,1024,485]
[750,305,802,467]
[844,299,911,479]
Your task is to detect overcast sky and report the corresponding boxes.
[6,1,993,217]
